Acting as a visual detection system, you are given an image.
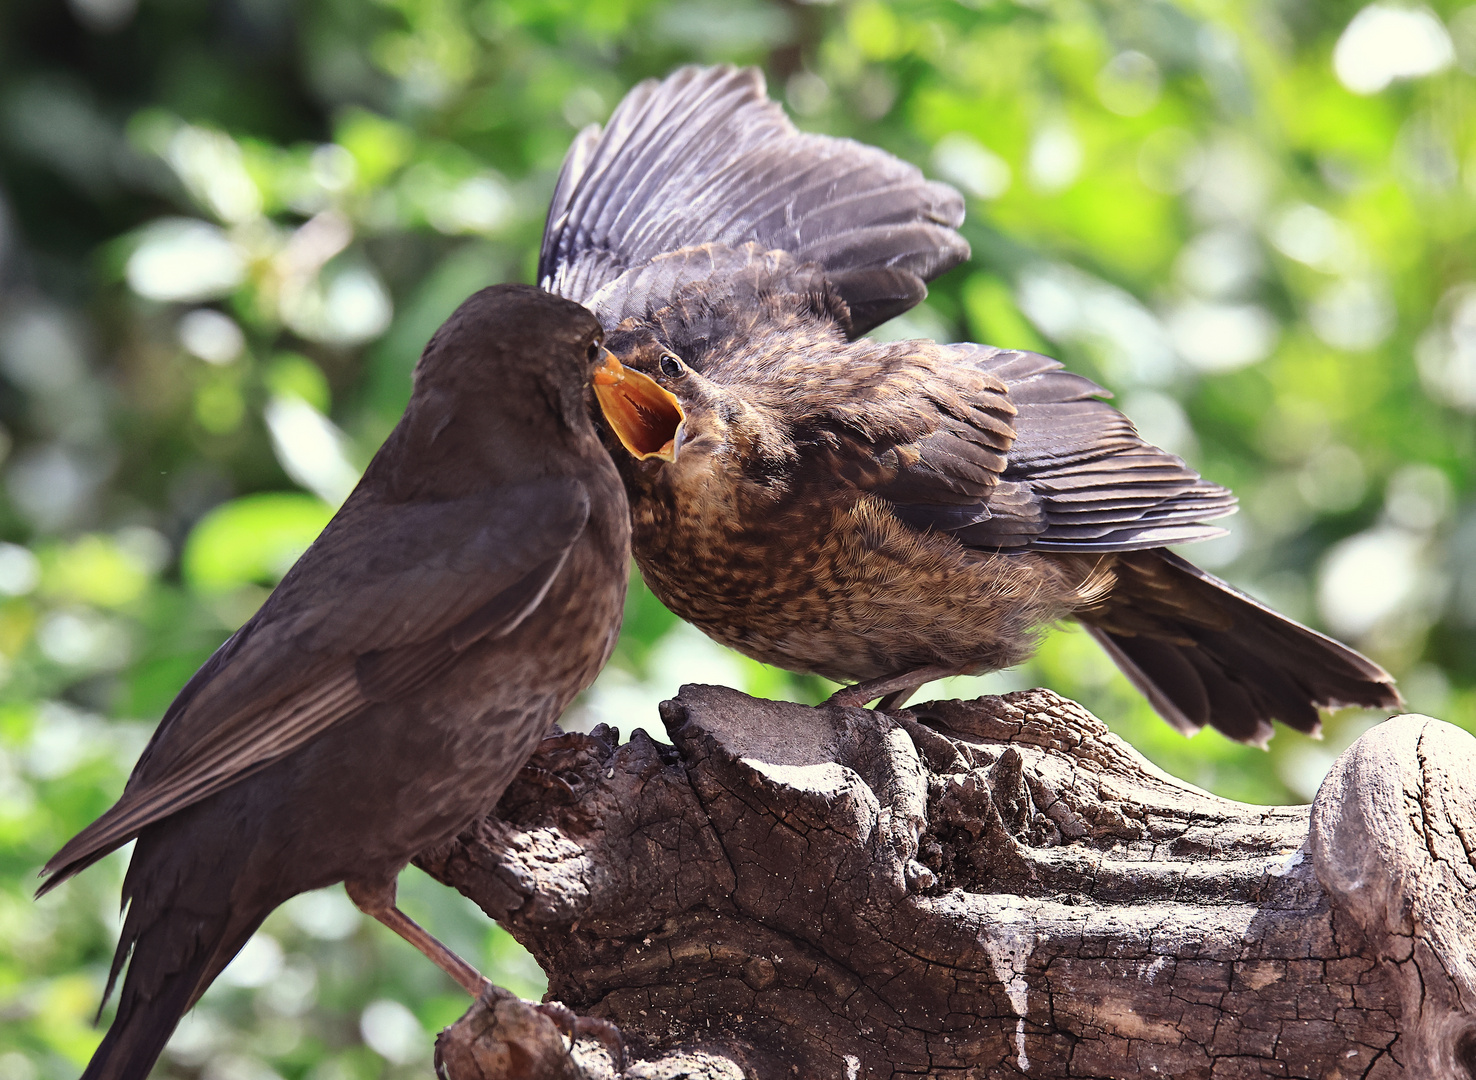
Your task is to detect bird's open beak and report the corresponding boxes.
[592,349,686,462]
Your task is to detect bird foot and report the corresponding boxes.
[536,1000,626,1071]
[514,763,580,803]
[826,685,881,709]
[536,730,612,754]
[510,731,615,806]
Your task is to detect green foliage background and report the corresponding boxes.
[1,0,1473,1075]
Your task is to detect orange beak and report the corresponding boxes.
[593,349,686,462]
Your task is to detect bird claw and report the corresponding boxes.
[536,1000,627,1072]
[536,730,611,755]
[503,733,616,812]
[513,763,580,802]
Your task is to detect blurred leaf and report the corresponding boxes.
[962,273,1049,352]
[182,493,334,594]
[336,109,416,190]
[265,353,333,413]
[38,537,154,611]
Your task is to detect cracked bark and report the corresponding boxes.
[415,686,1476,1079]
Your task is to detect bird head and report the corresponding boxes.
[596,326,798,506]
[385,284,620,495]
[593,328,695,465]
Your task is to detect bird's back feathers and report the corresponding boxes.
[718,336,1239,555]
[964,347,1237,551]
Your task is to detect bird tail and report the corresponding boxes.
[1076,549,1401,746]
[81,837,267,1080]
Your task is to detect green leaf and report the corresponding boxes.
[182,493,334,594]
[266,353,333,412]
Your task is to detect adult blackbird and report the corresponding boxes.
[40,285,630,1080]
[544,65,1400,744]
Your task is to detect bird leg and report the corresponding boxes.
[826,664,965,710]
[344,878,490,997]
[876,685,922,711]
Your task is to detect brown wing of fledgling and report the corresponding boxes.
[769,340,1236,555]
[935,349,1396,740]
[539,65,968,337]
[40,480,591,894]
[906,346,1238,552]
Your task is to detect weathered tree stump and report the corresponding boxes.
[415,685,1476,1079]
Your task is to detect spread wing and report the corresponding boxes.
[540,64,967,336]
[40,480,590,892]
[792,343,1236,552]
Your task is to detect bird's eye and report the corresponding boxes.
[586,341,602,363]
[659,353,686,378]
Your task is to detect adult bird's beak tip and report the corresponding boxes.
[592,350,686,462]
[592,348,624,387]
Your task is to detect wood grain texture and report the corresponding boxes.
[418,687,1476,1079]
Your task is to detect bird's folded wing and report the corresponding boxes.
[540,64,967,335]
[783,343,1020,508]
[980,348,1236,550]
[814,344,1237,552]
[40,480,590,891]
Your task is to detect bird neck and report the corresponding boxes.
[367,386,602,502]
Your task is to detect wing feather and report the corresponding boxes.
[795,343,1236,553]
[40,480,590,892]
[539,65,967,337]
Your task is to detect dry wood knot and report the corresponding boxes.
[1310,714,1476,1077]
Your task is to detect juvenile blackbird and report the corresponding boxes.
[545,65,1400,744]
[40,285,630,1080]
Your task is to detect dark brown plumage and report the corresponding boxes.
[40,285,630,1080]
[543,65,1400,745]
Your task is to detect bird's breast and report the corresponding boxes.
[628,476,1096,682]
